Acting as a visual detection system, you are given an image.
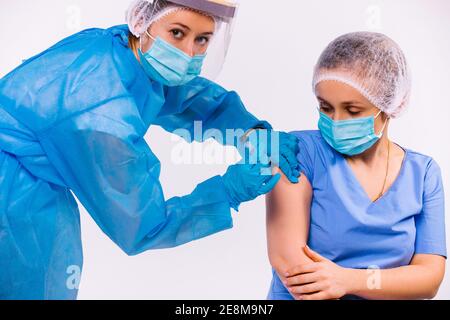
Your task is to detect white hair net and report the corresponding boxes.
[126,0,164,37]
[126,0,217,38]
[313,32,411,118]
[125,0,238,80]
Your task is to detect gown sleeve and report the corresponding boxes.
[153,77,272,146]
[2,26,236,257]
[36,95,234,255]
[414,159,447,258]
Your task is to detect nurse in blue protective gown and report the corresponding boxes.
[0,0,301,299]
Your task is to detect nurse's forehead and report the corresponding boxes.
[316,81,372,105]
[162,11,215,33]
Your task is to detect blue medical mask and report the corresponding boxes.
[318,110,388,156]
[138,31,206,87]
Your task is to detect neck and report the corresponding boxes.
[347,129,390,165]
[128,33,140,61]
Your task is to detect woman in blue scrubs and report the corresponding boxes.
[0,0,301,299]
[266,32,446,300]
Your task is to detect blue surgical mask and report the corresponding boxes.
[318,110,388,156]
[138,32,206,87]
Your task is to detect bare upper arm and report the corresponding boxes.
[265,167,313,273]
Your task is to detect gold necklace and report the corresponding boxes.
[374,140,391,202]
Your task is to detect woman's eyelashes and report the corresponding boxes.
[347,109,361,116]
[319,102,333,113]
[195,36,210,46]
[169,29,210,46]
[170,28,185,40]
[346,106,364,116]
[319,102,363,117]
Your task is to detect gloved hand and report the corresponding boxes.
[222,163,281,211]
[238,129,301,183]
[273,131,301,183]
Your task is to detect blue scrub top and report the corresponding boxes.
[268,130,446,300]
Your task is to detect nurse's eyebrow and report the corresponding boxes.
[171,23,191,31]
[170,23,214,35]
[317,96,333,106]
[341,101,365,108]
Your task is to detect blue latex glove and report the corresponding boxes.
[239,129,301,183]
[222,163,281,211]
[274,131,301,183]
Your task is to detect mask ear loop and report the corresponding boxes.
[375,110,389,138]
[140,30,156,54]
[146,30,156,41]
[375,110,383,119]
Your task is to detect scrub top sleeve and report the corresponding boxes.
[37,96,233,256]
[155,78,272,146]
[414,159,447,258]
[290,131,316,183]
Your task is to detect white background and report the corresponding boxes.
[0,0,449,299]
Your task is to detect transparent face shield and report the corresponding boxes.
[127,0,239,81]
[164,0,238,79]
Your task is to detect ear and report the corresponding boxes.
[128,18,147,38]
[390,90,411,119]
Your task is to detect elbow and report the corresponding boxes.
[268,247,312,277]
[422,287,440,300]
[421,278,444,300]
[268,254,291,278]
[424,281,444,300]
[116,239,140,257]
[121,244,140,257]
[428,290,439,300]
[111,227,146,257]
[424,264,446,299]
[114,217,168,256]
[268,250,312,281]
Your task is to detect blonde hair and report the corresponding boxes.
[128,33,141,62]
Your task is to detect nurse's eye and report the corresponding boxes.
[347,107,362,116]
[319,102,332,113]
[170,29,185,40]
[195,36,210,46]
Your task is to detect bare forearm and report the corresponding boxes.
[346,264,443,300]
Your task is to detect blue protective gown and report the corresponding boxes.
[267,130,447,300]
[0,25,271,299]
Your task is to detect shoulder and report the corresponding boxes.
[5,25,130,77]
[45,24,131,53]
[289,130,331,156]
[402,147,443,189]
[288,130,333,181]
[1,26,118,91]
[0,25,140,131]
[290,130,323,142]
[290,130,324,144]
[404,148,441,173]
